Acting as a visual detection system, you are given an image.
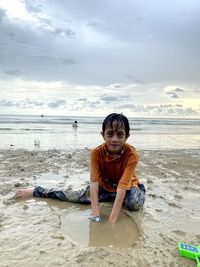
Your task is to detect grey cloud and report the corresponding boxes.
[23,1,77,40]
[0,0,200,86]
[147,105,158,110]
[0,99,16,107]
[6,31,17,39]
[100,94,129,103]
[135,105,149,113]
[159,104,183,108]
[54,27,75,38]
[166,92,179,98]
[34,17,76,38]
[173,88,184,92]
[125,74,142,84]
[86,100,100,108]
[75,99,100,109]
[175,104,183,107]
[185,107,198,115]
[0,7,6,21]
[118,104,148,113]
[23,0,43,14]
[159,104,174,108]
[167,108,174,114]
[113,84,123,88]
[35,102,43,106]
[59,0,200,45]
[167,107,198,116]
[26,100,44,107]
[118,104,136,109]
[39,17,53,27]
[143,105,198,116]
[32,14,76,39]
[100,96,120,103]
[88,101,100,108]
[48,100,66,108]
[165,88,184,99]
[78,98,87,102]
[4,70,20,76]
[35,55,78,65]
[0,21,80,81]
[171,93,179,99]
[60,58,79,65]
[147,104,184,110]
[0,99,45,108]
[87,22,101,28]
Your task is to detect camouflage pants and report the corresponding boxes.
[33,183,145,211]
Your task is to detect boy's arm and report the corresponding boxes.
[108,187,126,224]
[90,181,100,216]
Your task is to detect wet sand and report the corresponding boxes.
[0,148,199,267]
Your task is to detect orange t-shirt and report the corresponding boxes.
[90,143,139,192]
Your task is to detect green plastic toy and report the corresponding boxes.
[178,242,200,267]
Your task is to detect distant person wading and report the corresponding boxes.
[72,121,78,128]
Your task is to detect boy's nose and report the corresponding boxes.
[111,134,119,141]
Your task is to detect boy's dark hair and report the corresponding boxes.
[102,113,130,138]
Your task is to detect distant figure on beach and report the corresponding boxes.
[72,120,78,128]
[34,139,40,147]
[15,113,145,224]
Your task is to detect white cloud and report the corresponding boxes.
[0,78,199,117]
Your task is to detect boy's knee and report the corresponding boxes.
[125,186,145,211]
[126,201,142,211]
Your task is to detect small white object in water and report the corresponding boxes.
[34,139,40,147]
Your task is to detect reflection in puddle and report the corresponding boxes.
[36,172,64,187]
[61,205,140,248]
[36,172,89,190]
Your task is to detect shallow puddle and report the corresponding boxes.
[61,205,140,248]
[35,173,140,248]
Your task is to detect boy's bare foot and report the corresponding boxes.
[14,189,34,199]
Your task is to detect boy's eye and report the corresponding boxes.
[106,132,113,137]
[117,133,125,138]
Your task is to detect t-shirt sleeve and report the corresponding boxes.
[90,149,101,182]
[118,152,139,190]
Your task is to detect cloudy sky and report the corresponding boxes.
[0,0,199,117]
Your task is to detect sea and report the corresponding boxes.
[0,114,199,150]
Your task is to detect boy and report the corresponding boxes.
[15,113,145,223]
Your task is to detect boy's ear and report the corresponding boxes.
[126,134,130,140]
[100,132,104,138]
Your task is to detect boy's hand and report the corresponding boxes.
[89,215,103,223]
[108,188,126,224]
[108,217,117,224]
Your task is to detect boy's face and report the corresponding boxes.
[102,121,129,155]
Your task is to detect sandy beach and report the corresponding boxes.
[0,147,199,267]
